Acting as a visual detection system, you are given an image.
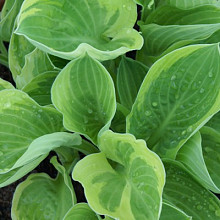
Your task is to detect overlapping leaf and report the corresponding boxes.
[73,131,165,220]
[163,160,220,219]
[127,44,220,158]
[11,157,75,220]
[15,0,143,61]
[52,54,116,144]
[0,78,14,91]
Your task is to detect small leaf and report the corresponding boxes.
[117,56,148,110]
[63,203,99,220]
[160,202,192,220]
[15,0,143,61]
[73,130,165,220]
[163,160,220,219]
[176,132,220,193]
[52,54,116,144]
[0,78,14,91]
[127,44,220,158]
[11,157,75,220]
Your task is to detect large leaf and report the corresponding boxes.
[176,132,220,193]
[73,131,165,220]
[63,203,99,220]
[9,33,35,80]
[22,70,59,106]
[117,56,148,110]
[52,54,116,144]
[127,44,220,158]
[0,0,24,41]
[163,160,220,220]
[0,78,14,91]
[160,202,192,220]
[205,111,220,133]
[138,23,220,66]
[15,0,143,61]
[16,48,56,89]
[11,157,75,220]
[0,90,65,183]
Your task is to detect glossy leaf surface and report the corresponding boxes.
[73,131,165,220]
[127,44,220,158]
[52,54,116,144]
[15,0,143,61]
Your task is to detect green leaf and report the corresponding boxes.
[176,132,220,193]
[63,203,99,220]
[15,0,143,61]
[138,23,220,66]
[145,4,220,25]
[0,0,24,41]
[127,44,220,158]
[73,130,165,220]
[110,103,129,133]
[117,56,148,110]
[200,126,220,192]
[16,48,56,89]
[51,54,116,144]
[22,70,59,106]
[159,0,218,9]
[163,160,220,219]
[0,78,14,91]
[11,157,75,220]
[9,33,35,80]
[205,111,220,133]
[160,202,192,220]
[0,90,66,184]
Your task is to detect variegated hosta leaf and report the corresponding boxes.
[11,157,75,220]
[117,56,148,110]
[0,78,15,91]
[176,132,220,193]
[0,0,24,41]
[22,70,59,106]
[138,23,220,66]
[63,203,99,220]
[163,160,220,219]
[145,4,220,25]
[52,54,116,144]
[9,33,35,80]
[73,131,165,220]
[15,0,143,61]
[200,126,220,191]
[160,202,192,220]
[127,44,220,158]
[16,48,56,89]
[158,0,219,9]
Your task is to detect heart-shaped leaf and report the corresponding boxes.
[52,54,116,144]
[15,0,143,61]
[73,130,165,220]
[11,157,75,220]
[127,44,220,158]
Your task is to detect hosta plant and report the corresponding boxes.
[0,0,220,219]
